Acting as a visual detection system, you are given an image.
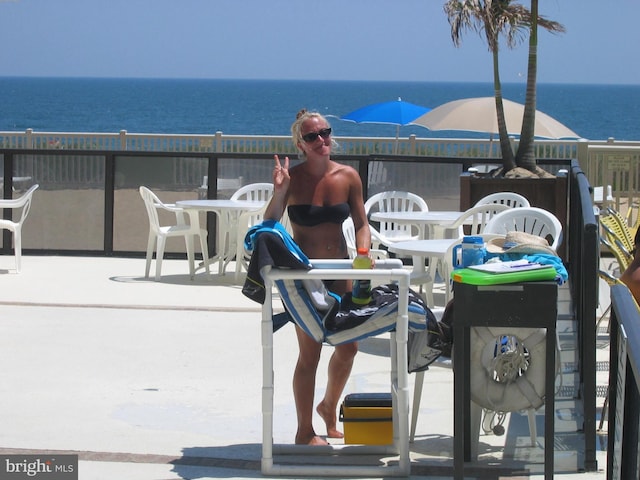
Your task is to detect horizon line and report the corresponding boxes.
[0,75,637,88]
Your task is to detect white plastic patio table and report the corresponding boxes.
[388,238,459,258]
[388,238,459,304]
[260,259,411,477]
[370,210,464,239]
[175,199,265,274]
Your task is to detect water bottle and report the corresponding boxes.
[352,247,373,305]
[453,236,486,269]
[461,236,486,267]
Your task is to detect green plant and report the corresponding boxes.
[444,0,564,176]
[515,0,565,173]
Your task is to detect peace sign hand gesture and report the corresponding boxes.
[273,155,290,192]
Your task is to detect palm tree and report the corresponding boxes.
[515,0,565,173]
[444,0,564,176]
[445,0,529,173]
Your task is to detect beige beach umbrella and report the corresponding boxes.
[411,97,580,139]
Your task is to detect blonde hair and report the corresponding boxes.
[291,109,334,157]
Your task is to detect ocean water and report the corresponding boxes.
[0,77,638,141]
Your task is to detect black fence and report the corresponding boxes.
[0,150,487,255]
[608,284,640,479]
[568,162,600,471]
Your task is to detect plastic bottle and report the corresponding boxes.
[352,247,373,305]
[461,236,486,267]
[453,236,486,269]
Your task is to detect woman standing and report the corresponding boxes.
[265,109,371,445]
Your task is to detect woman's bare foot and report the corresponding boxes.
[295,432,329,445]
[316,401,344,439]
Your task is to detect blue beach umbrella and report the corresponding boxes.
[339,98,431,151]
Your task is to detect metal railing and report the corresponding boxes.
[2,149,571,255]
[3,130,639,209]
[568,162,600,471]
[607,284,640,480]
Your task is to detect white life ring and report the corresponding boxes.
[469,327,554,412]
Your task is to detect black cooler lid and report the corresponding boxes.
[343,392,392,407]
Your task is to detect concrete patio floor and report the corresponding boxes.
[0,255,610,479]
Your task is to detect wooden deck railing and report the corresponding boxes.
[2,128,583,157]
[3,129,638,209]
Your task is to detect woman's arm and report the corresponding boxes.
[264,155,290,221]
[347,168,371,251]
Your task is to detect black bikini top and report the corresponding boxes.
[287,203,350,227]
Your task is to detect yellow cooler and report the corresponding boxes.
[339,393,393,445]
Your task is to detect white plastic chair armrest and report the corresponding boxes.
[371,248,388,260]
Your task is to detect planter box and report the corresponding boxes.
[460,173,568,261]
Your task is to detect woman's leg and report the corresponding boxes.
[317,340,358,438]
[316,278,358,438]
[293,325,325,445]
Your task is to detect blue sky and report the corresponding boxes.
[1,0,638,85]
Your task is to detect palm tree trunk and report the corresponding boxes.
[515,0,538,171]
[493,49,516,172]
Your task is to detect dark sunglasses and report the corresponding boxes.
[302,127,332,143]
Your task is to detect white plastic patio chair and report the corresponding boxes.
[365,191,429,246]
[139,186,210,281]
[230,182,274,202]
[473,191,530,209]
[228,183,274,275]
[367,161,390,192]
[433,204,511,283]
[0,184,39,273]
[399,204,511,304]
[483,206,563,251]
[234,201,272,279]
[446,203,512,238]
[341,217,387,260]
